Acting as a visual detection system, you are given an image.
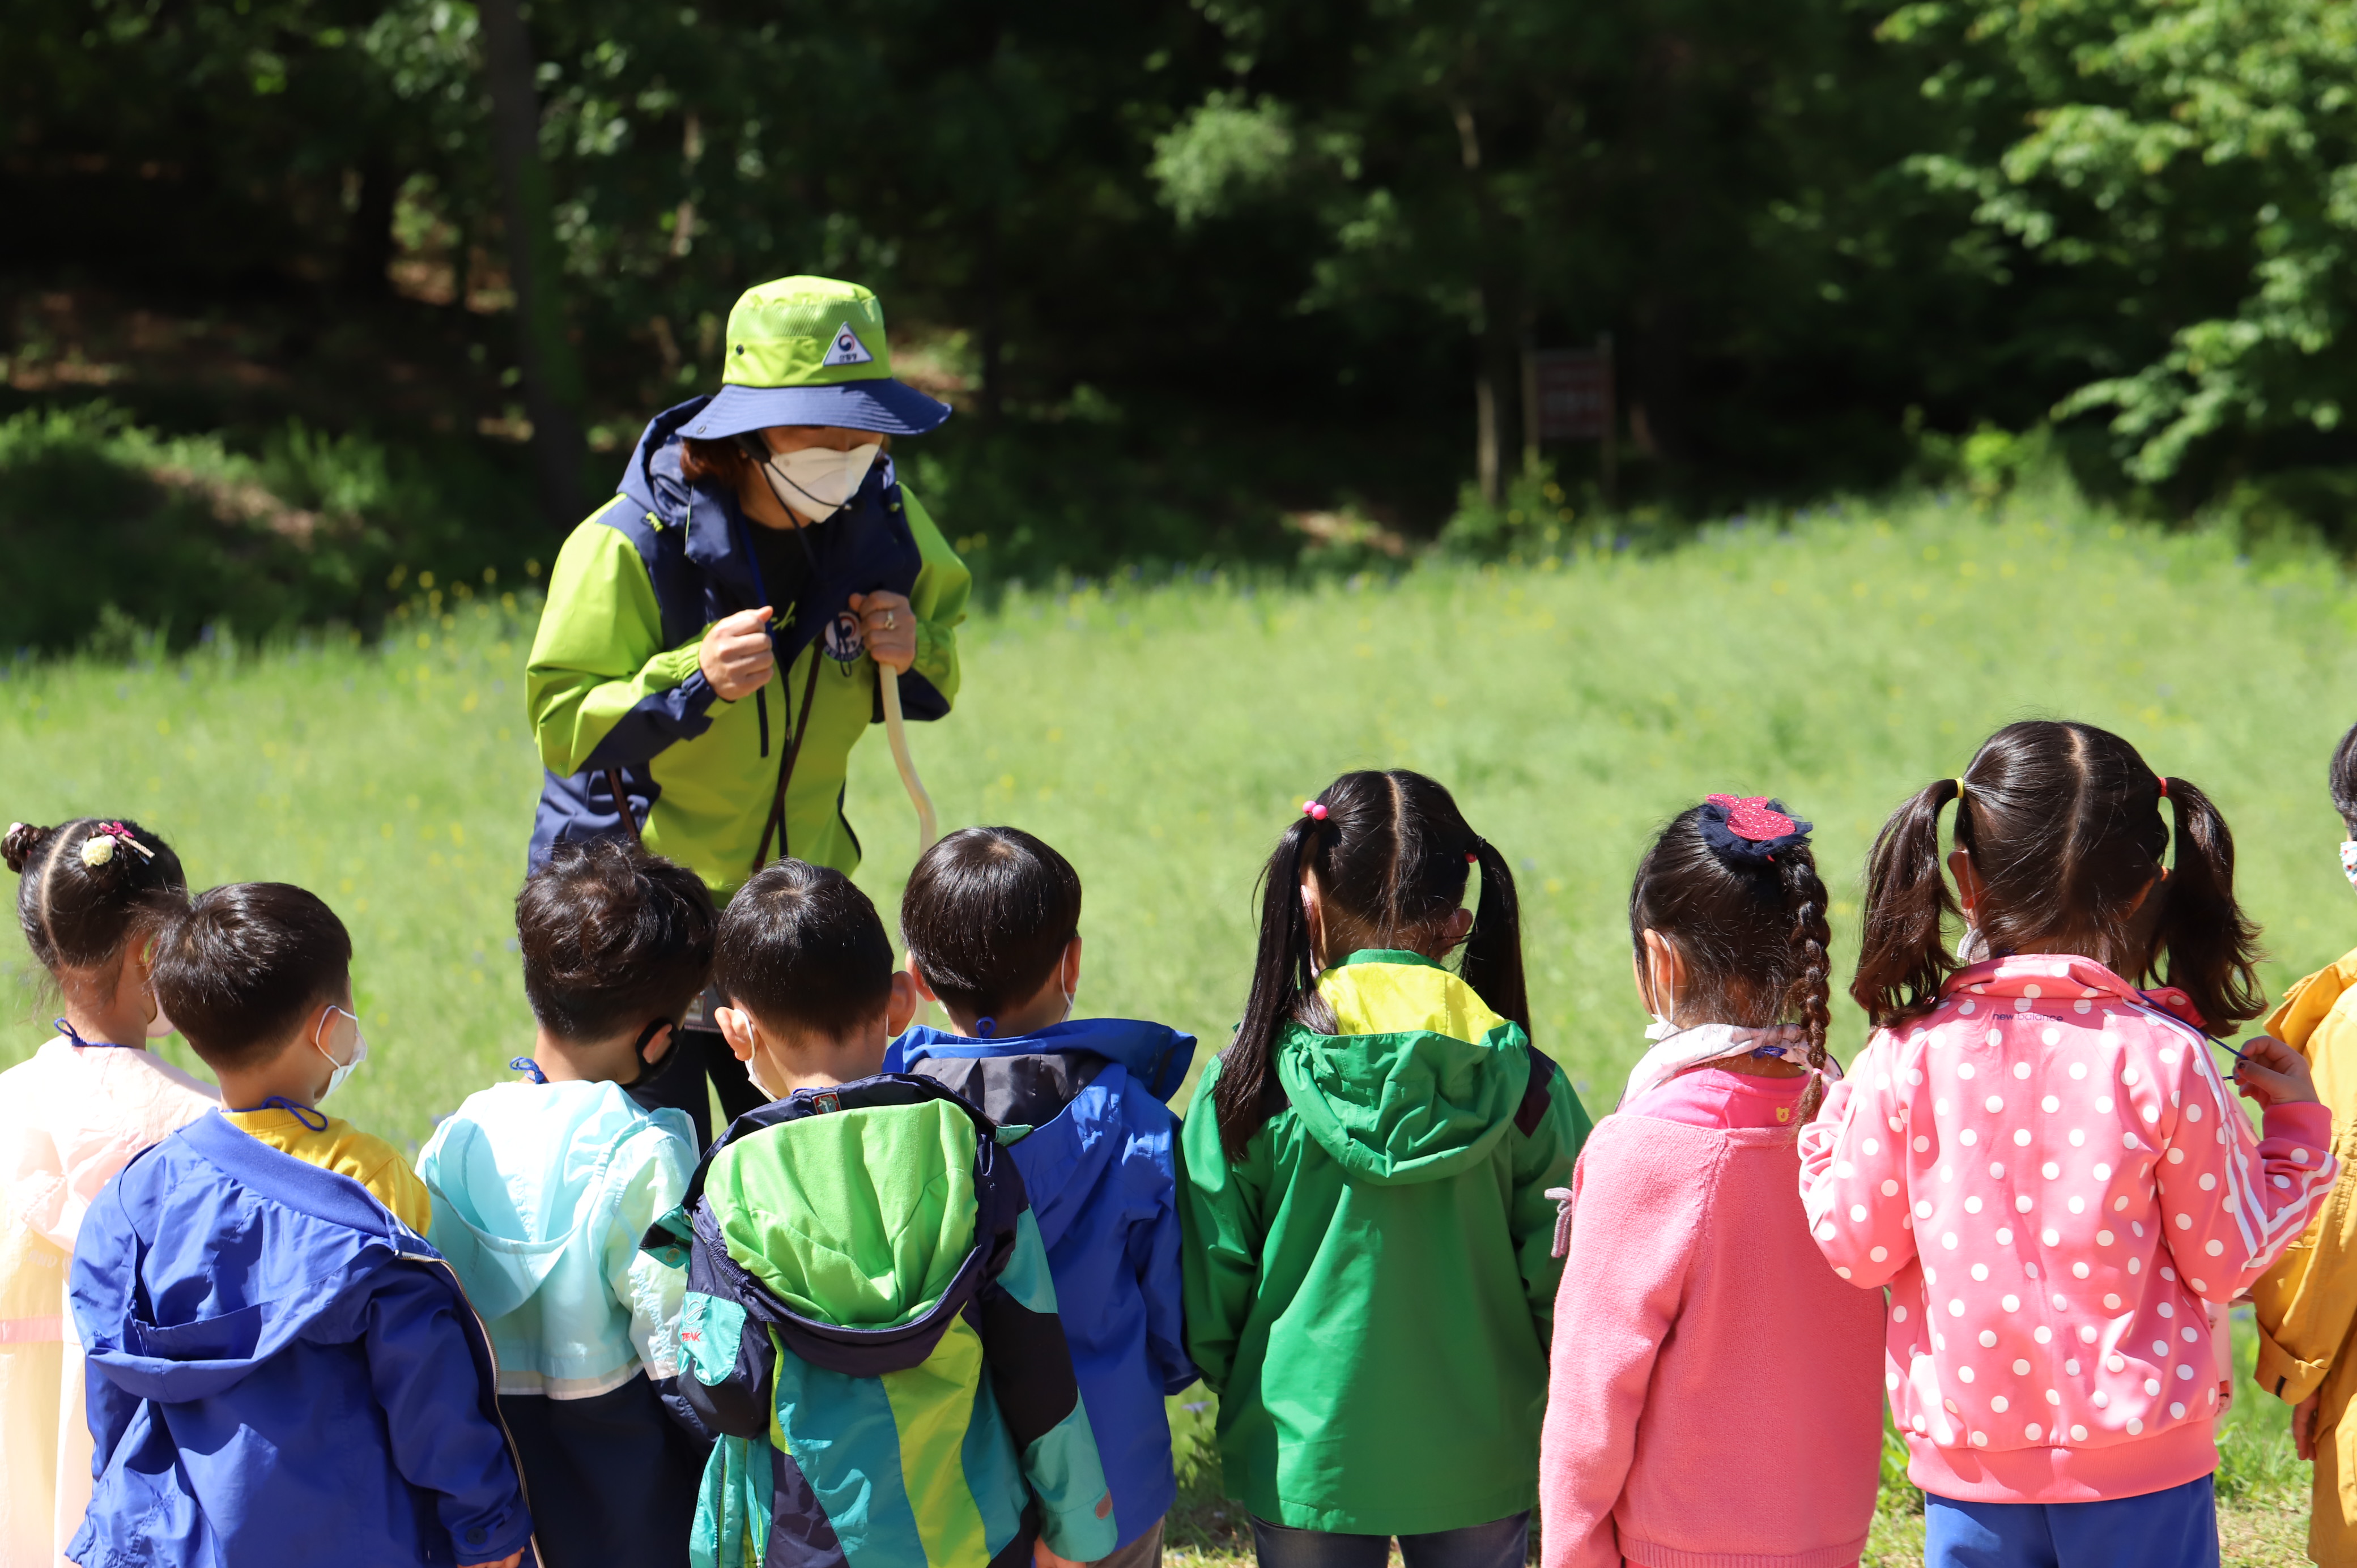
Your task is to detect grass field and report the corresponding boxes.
[5,482,2352,1562]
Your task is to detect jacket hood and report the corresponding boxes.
[422,1081,694,1321]
[891,1016,1196,1104]
[75,1111,426,1403]
[1277,952,1532,1185]
[707,1096,978,1329]
[891,1018,1192,1255]
[1938,953,2210,1034]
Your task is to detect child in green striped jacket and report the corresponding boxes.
[646,858,1115,1568]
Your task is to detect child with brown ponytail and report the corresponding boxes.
[1538,796,1885,1568]
[1803,720,2334,1568]
[1178,769,1591,1568]
[0,818,216,1567]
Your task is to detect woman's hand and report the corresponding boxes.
[2295,1391,2322,1460]
[1032,1536,1094,1568]
[2231,1033,2320,1109]
[699,606,776,701]
[849,591,916,674]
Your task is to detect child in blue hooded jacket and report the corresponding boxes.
[69,882,533,1568]
[416,841,716,1568]
[888,826,1198,1568]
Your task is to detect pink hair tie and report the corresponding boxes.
[1302,802,1329,821]
[2156,776,2168,799]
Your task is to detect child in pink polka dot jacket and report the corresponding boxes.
[1801,719,2337,1567]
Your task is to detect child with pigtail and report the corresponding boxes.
[1538,796,1884,1568]
[0,818,217,1567]
[1802,721,2335,1567]
[1178,769,1590,1568]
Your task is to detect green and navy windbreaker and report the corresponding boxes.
[644,1075,1116,1568]
[527,397,970,893]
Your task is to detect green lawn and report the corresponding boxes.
[6,486,2352,1562]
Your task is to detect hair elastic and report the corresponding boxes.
[1697,795,1813,870]
[1951,778,1966,802]
[1301,801,1329,821]
[2156,776,2169,799]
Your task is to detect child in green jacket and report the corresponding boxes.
[1180,769,1592,1568]
[650,859,1116,1568]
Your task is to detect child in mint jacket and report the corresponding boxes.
[418,841,717,1568]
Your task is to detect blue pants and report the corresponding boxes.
[1925,1476,2217,1568]
[1248,1513,1529,1568]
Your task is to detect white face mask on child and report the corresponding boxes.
[314,1005,368,1103]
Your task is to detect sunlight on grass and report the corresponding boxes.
[1,489,2342,1560]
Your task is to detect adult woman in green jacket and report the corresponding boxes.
[525,276,969,1139]
[1180,770,1590,1568]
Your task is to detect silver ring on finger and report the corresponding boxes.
[883,611,896,629]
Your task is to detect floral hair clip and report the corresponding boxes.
[1697,794,1813,869]
[79,823,153,869]
[1301,801,1329,821]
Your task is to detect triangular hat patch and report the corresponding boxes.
[821,321,876,367]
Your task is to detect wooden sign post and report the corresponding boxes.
[1522,335,1616,506]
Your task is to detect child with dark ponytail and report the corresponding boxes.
[0,818,216,1566]
[1538,796,1884,1568]
[1804,720,2335,1567]
[1178,770,1590,1568]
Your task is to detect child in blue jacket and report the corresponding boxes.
[417,841,716,1568]
[69,881,534,1568]
[888,825,1198,1568]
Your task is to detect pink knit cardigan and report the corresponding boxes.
[1541,1071,1884,1568]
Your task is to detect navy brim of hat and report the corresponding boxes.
[690,380,953,439]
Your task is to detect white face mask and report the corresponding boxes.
[2341,841,2357,890]
[759,442,880,519]
[314,1005,368,1103]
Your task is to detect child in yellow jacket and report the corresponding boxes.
[2252,719,2357,1565]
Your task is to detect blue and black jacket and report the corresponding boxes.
[887,1017,1199,1547]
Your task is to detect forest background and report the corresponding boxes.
[9,0,2357,640]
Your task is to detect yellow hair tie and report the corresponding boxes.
[1951,778,1967,803]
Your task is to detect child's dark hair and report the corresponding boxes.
[154,882,354,1071]
[2332,719,2357,832]
[716,859,894,1039]
[900,826,1080,1024]
[1216,769,1525,1160]
[1852,719,2261,1036]
[517,840,717,1041]
[6,819,188,981]
[1630,800,1835,1121]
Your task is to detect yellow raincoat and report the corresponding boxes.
[2251,947,2357,1564]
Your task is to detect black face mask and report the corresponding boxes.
[624,1017,679,1088]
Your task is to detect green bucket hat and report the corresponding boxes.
[688,276,952,438]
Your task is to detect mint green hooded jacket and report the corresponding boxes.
[417,1079,697,1396]
[1179,952,1592,1535]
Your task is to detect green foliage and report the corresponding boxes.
[0,402,539,654]
[1889,0,2357,486]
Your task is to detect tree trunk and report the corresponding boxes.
[479,0,588,529]
[1453,100,1519,506]
[342,157,398,301]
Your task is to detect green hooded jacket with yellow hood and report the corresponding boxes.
[1178,951,1592,1535]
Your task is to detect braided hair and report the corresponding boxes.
[1629,797,1836,1122]
[5,818,189,984]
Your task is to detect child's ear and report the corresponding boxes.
[714,1004,758,1064]
[1062,934,1083,994]
[886,972,921,1037]
[907,965,940,1005]
[1443,908,1474,949]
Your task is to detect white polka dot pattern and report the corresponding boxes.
[1796,953,2337,1482]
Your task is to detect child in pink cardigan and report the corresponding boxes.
[1541,796,1884,1568]
[1802,722,2335,1567]
[0,819,216,1568]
